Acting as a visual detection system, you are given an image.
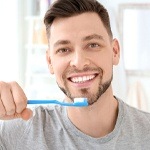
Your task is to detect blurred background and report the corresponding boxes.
[0,0,150,111]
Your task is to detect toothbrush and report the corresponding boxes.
[27,98,88,107]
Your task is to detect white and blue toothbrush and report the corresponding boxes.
[27,98,88,107]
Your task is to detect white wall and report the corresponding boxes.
[0,0,19,81]
[0,1,27,87]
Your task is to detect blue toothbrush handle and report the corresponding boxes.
[27,100,74,106]
[27,100,59,104]
[27,98,88,107]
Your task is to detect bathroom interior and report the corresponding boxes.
[0,0,150,111]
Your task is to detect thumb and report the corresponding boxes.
[21,108,33,120]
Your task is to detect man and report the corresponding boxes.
[0,0,150,149]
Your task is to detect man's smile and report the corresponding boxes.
[68,74,98,83]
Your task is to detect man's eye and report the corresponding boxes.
[89,43,99,48]
[56,48,69,54]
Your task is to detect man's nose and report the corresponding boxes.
[70,51,90,70]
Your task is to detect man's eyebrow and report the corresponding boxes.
[53,34,104,47]
[82,34,104,41]
[54,40,70,48]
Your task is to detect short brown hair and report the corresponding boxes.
[44,0,112,39]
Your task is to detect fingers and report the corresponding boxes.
[9,81,27,114]
[0,108,33,121]
[0,98,6,118]
[0,82,16,115]
[21,108,33,120]
[0,81,33,120]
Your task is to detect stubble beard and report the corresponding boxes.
[57,67,113,106]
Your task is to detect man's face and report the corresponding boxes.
[47,12,120,105]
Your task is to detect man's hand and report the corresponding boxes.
[0,81,33,120]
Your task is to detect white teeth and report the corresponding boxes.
[70,75,96,83]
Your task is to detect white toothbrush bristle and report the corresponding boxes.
[74,98,87,102]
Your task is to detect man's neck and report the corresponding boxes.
[66,92,118,138]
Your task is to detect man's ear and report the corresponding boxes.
[46,50,54,74]
[112,38,120,65]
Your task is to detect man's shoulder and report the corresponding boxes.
[116,99,150,148]
[120,99,150,132]
[123,100,150,120]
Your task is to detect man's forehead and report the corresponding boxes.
[48,12,109,43]
[50,12,101,29]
